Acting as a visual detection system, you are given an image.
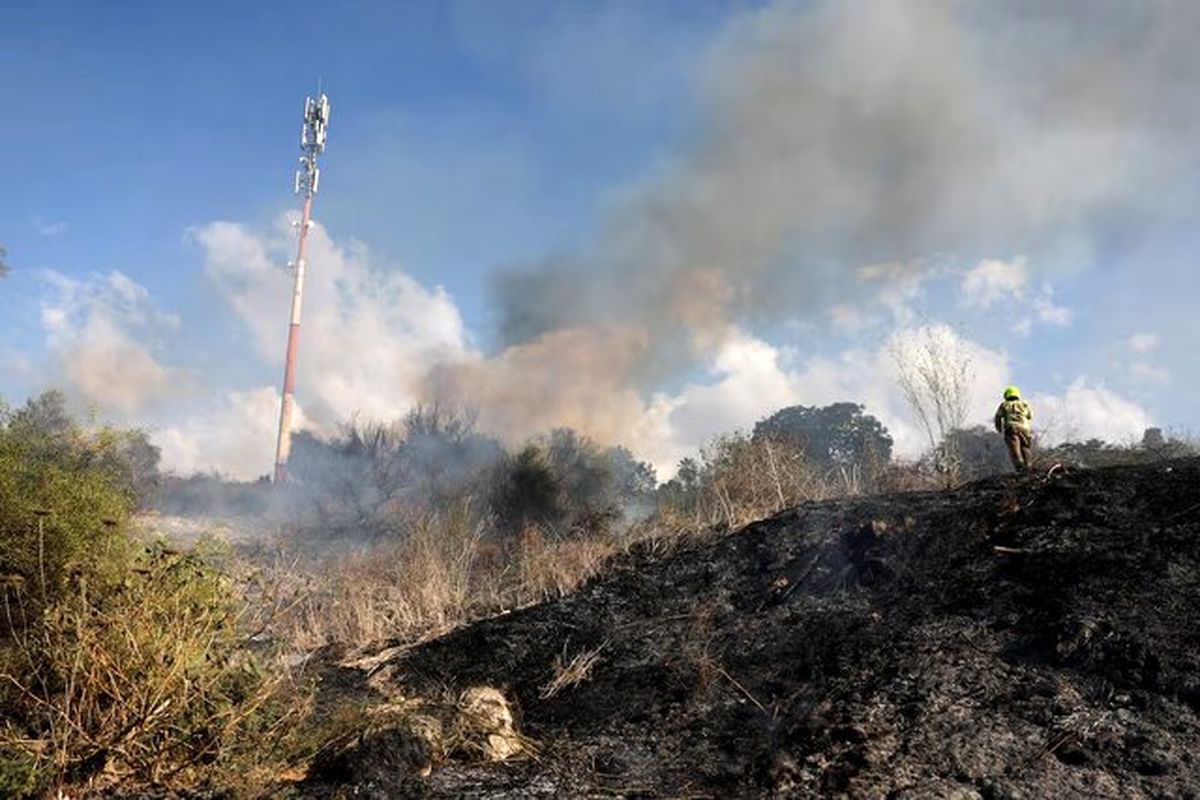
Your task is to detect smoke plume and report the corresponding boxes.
[439,0,1197,445]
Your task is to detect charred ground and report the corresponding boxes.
[303,459,1200,798]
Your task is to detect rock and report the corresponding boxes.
[455,686,523,761]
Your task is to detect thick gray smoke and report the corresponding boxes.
[426,0,1199,444]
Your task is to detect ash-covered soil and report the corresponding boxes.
[306,459,1200,798]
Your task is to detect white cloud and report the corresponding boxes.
[962,257,1028,308]
[962,257,1071,333]
[1128,333,1158,353]
[856,260,930,324]
[33,217,68,237]
[636,329,801,472]
[828,303,873,334]
[1130,361,1170,385]
[156,387,306,479]
[1033,283,1072,327]
[193,217,474,434]
[38,270,179,414]
[1035,378,1153,445]
[636,323,1012,476]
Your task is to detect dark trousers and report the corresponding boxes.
[1005,428,1033,472]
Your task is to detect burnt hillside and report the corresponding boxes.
[308,459,1200,798]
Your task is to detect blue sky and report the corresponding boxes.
[1,1,1194,477]
[1,1,731,328]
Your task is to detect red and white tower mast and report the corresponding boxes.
[274,91,330,484]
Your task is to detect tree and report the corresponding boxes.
[489,444,564,536]
[284,404,505,527]
[0,244,9,278]
[890,326,974,484]
[753,403,893,474]
[945,426,1012,480]
[1,390,160,502]
[608,445,658,507]
[489,429,658,539]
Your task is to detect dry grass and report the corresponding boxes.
[539,641,607,699]
[257,510,493,651]
[242,443,895,657]
[0,544,311,797]
[250,506,621,654]
[516,530,617,602]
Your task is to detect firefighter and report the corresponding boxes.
[994,385,1034,472]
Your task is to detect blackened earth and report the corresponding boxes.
[304,459,1200,799]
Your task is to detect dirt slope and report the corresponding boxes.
[306,459,1200,798]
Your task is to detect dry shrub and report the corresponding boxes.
[890,326,974,485]
[674,434,833,532]
[0,542,310,797]
[263,505,491,651]
[515,527,617,602]
[676,604,722,694]
[262,508,618,653]
[875,460,945,494]
[540,641,606,699]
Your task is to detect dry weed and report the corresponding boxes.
[539,641,607,699]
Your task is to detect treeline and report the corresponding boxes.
[8,390,1195,542]
[154,400,899,539]
[149,394,1198,539]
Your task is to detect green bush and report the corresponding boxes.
[0,392,146,604]
[0,392,308,796]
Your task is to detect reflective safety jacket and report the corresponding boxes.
[994,399,1033,434]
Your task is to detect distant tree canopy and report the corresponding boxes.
[490,428,657,538]
[279,407,658,538]
[946,426,1012,480]
[284,404,506,525]
[753,402,893,471]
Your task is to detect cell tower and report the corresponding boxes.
[273,90,330,484]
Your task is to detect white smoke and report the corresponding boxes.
[1035,379,1154,446]
[155,387,304,480]
[194,217,473,434]
[38,270,179,414]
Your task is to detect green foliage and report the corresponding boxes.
[0,748,39,799]
[753,403,893,474]
[0,391,141,604]
[489,429,657,538]
[0,390,308,796]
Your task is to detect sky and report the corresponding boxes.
[1,0,1195,479]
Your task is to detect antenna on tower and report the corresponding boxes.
[273,87,330,484]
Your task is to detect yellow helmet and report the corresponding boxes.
[1003,385,1021,400]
